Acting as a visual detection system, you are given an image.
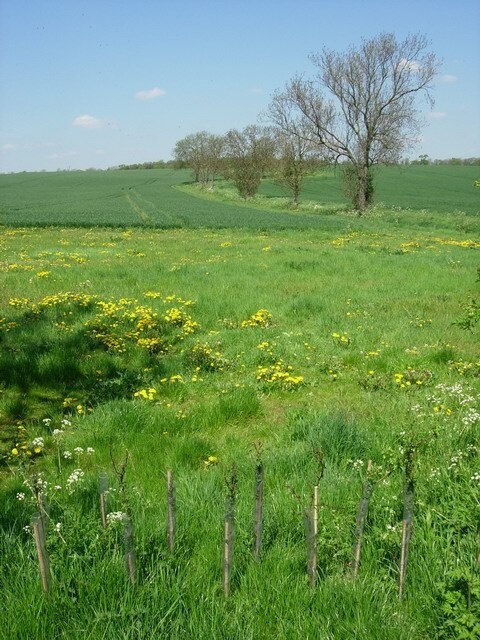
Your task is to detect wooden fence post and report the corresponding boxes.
[99,473,109,529]
[32,513,51,593]
[123,514,136,585]
[304,504,316,587]
[223,465,237,597]
[352,460,373,577]
[166,469,176,553]
[253,454,264,560]
[399,446,414,600]
[311,484,319,585]
[304,484,319,587]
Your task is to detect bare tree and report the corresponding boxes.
[225,125,275,199]
[273,129,321,207]
[268,96,322,206]
[173,131,225,186]
[269,33,440,210]
[205,134,226,187]
[173,132,207,183]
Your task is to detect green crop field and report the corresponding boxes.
[0,168,479,639]
[0,168,344,230]
[1,165,478,230]
[260,164,480,214]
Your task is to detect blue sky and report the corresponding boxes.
[1,0,479,172]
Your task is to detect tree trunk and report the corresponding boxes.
[292,184,299,207]
[356,166,374,211]
[356,184,366,211]
[356,170,367,211]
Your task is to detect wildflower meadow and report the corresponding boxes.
[0,168,479,639]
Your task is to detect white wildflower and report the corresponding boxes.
[34,476,48,491]
[66,468,84,493]
[106,511,126,525]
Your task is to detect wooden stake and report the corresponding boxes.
[166,469,176,553]
[304,506,316,586]
[399,446,414,600]
[311,484,318,585]
[99,473,109,529]
[307,449,324,587]
[223,465,237,597]
[123,514,136,585]
[253,457,264,560]
[32,476,50,539]
[352,460,373,577]
[32,513,51,593]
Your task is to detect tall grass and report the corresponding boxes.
[0,219,479,638]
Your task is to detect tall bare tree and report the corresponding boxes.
[225,125,275,199]
[173,132,207,183]
[268,97,323,206]
[269,33,440,210]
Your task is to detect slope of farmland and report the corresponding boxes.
[259,164,480,215]
[0,169,345,230]
[1,165,478,230]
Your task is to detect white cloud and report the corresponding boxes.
[73,114,104,129]
[428,111,447,119]
[1,143,16,150]
[46,151,78,159]
[135,87,166,100]
[398,58,421,72]
[441,74,458,83]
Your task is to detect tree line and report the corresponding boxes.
[173,33,441,212]
[173,126,324,206]
[116,160,177,171]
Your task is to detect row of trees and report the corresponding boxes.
[117,160,177,170]
[174,33,440,211]
[407,156,480,166]
[173,126,322,205]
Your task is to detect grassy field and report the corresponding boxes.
[0,165,478,229]
[0,170,479,638]
[260,164,480,214]
[0,168,344,230]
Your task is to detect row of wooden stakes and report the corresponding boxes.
[30,453,416,600]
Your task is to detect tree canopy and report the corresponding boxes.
[268,33,440,209]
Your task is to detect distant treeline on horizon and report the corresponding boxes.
[112,156,480,172]
[4,156,479,176]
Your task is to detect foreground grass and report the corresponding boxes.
[0,222,479,638]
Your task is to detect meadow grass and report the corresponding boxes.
[0,201,479,638]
